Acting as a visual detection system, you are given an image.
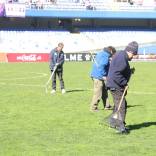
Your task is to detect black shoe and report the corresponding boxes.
[104,105,112,110]
[116,128,130,135]
[90,108,99,112]
[125,126,130,131]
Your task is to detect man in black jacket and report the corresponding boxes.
[49,42,66,94]
[106,41,138,134]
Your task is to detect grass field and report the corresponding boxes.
[0,62,156,156]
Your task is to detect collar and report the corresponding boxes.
[124,50,129,60]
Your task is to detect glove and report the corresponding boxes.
[131,67,135,74]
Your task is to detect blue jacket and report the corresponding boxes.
[106,50,131,90]
[49,48,64,71]
[91,50,111,80]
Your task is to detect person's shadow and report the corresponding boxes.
[127,104,143,108]
[128,122,156,131]
[66,89,89,93]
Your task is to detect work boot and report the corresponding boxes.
[104,105,112,110]
[90,107,99,112]
[116,127,130,135]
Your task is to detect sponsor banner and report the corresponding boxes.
[66,53,156,61]
[139,54,156,59]
[134,54,156,59]
[7,53,49,62]
[0,53,7,62]
[0,3,5,16]
[64,53,93,61]
[7,53,93,62]
[6,53,156,62]
[5,3,25,17]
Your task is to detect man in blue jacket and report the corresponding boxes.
[106,41,138,134]
[49,42,66,94]
[90,46,116,112]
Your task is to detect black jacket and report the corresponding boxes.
[106,50,131,90]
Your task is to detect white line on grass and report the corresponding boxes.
[0,82,156,95]
[0,72,47,80]
[128,91,156,95]
[0,70,156,95]
[0,83,45,87]
[0,82,6,85]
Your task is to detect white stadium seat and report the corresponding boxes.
[1,30,156,54]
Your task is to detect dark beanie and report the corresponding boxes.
[125,41,138,55]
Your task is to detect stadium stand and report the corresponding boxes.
[2,0,156,11]
[1,0,156,62]
[0,30,156,54]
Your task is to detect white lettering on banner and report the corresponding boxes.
[16,54,42,62]
[70,54,77,61]
[85,54,91,61]
[77,54,82,61]
[5,4,25,17]
[64,54,69,61]
[65,53,92,61]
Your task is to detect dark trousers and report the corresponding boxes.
[51,70,65,90]
[110,89,127,125]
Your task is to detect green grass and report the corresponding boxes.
[0,62,156,156]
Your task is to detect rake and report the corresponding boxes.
[112,85,129,120]
[45,65,57,93]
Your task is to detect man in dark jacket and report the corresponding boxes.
[49,42,66,94]
[106,41,138,134]
[90,46,116,112]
